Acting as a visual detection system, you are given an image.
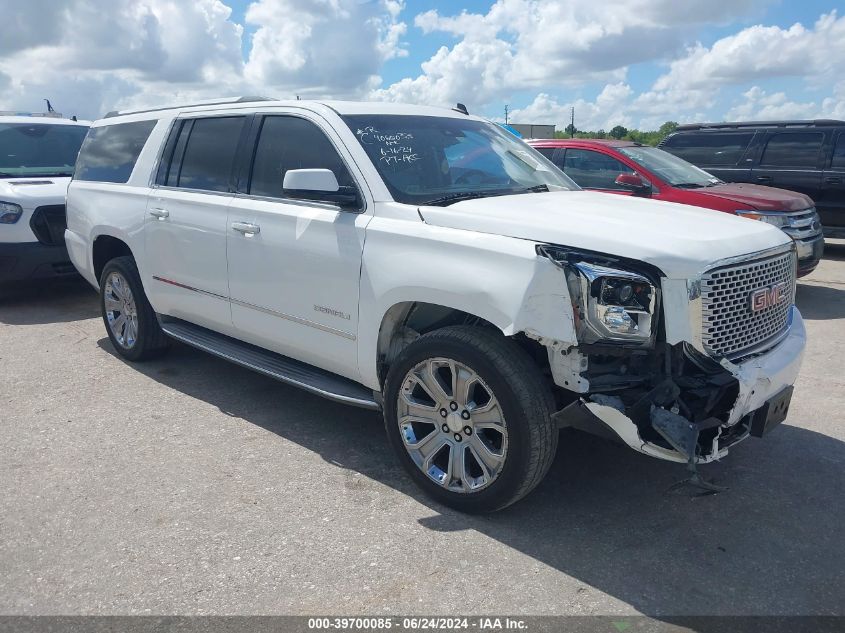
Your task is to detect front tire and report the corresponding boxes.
[383,326,557,513]
[100,256,169,361]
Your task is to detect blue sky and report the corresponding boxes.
[2,1,843,129]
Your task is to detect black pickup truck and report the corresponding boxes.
[660,120,845,238]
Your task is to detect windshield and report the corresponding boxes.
[343,114,577,205]
[619,145,721,188]
[0,122,89,178]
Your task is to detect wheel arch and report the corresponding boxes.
[92,234,135,283]
[372,300,526,390]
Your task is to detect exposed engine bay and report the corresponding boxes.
[548,341,748,465]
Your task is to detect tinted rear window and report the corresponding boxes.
[661,132,754,166]
[75,120,157,183]
[175,116,245,192]
[760,133,823,168]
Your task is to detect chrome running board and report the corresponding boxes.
[159,318,379,410]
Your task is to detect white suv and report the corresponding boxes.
[66,98,805,512]
[1,114,90,283]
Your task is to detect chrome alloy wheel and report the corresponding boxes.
[104,271,139,349]
[397,358,508,493]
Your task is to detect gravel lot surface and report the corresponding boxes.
[1,243,844,617]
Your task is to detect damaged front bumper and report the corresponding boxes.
[555,307,806,464]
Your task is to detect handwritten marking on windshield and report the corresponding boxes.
[357,126,420,168]
[356,126,413,145]
[379,146,420,166]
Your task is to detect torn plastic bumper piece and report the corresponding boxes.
[553,397,735,465]
[650,408,699,462]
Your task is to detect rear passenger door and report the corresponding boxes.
[225,113,370,382]
[751,131,825,202]
[819,130,845,232]
[145,115,247,334]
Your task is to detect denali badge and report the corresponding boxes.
[750,282,788,312]
[314,304,351,320]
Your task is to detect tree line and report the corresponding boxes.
[557,121,679,145]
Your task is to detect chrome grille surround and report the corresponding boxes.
[700,246,796,359]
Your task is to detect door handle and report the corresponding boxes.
[232,221,260,236]
[149,207,169,219]
[825,177,842,184]
[756,176,772,183]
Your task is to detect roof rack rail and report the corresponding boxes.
[0,111,65,118]
[104,96,275,119]
[676,119,845,131]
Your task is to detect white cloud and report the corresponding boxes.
[652,11,845,94]
[508,84,635,131]
[0,0,406,118]
[821,83,845,120]
[244,0,406,97]
[1,0,843,130]
[0,0,246,118]
[726,84,845,121]
[506,9,845,132]
[0,0,64,55]
[624,10,845,127]
[372,0,770,110]
[371,37,518,108]
[7,0,243,81]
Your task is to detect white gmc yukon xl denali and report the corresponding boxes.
[66,98,805,512]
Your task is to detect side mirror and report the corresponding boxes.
[615,172,651,196]
[282,168,359,207]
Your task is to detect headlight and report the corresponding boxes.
[537,245,660,345]
[736,210,787,228]
[0,201,23,224]
[565,262,657,344]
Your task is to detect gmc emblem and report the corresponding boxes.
[750,282,789,312]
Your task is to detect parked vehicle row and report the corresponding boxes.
[64,98,805,512]
[0,115,90,283]
[659,119,845,239]
[529,138,825,276]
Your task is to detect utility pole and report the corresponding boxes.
[504,104,509,125]
[570,106,575,138]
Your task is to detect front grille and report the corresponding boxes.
[29,205,66,246]
[701,248,796,359]
[782,207,823,240]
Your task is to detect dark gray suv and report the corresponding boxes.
[660,120,845,239]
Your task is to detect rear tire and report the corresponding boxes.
[100,256,169,362]
[383,326,557,513]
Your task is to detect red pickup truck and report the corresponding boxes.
[528,139,824,276]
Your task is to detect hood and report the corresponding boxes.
[0,176,72,208]
[690,182,812,212]
[418,191,791,280]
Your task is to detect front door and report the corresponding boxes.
[226,114,370,381]
[556,148,638,195]
[750,131,825,202]
[144,115,247,333]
